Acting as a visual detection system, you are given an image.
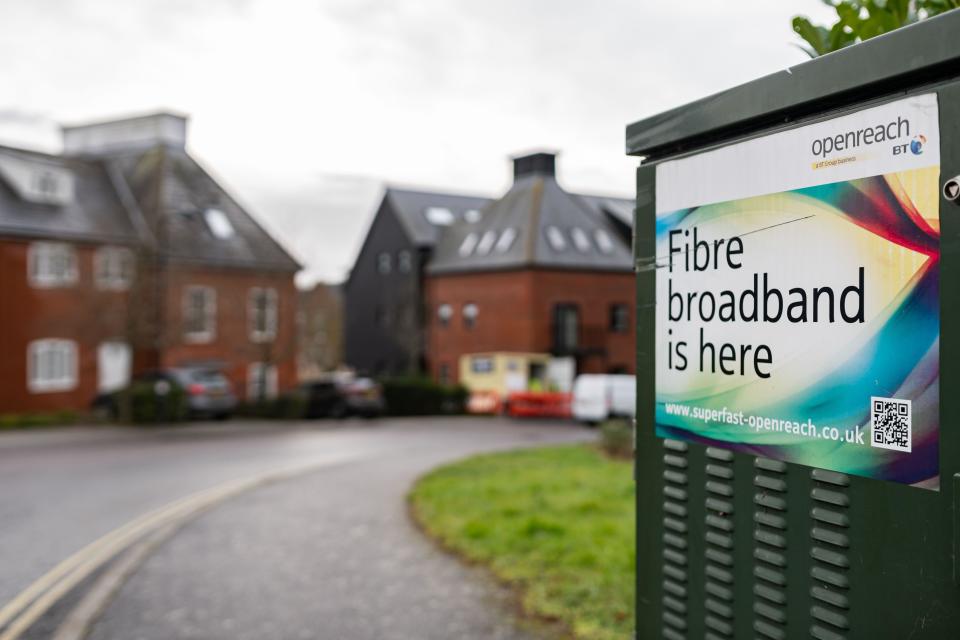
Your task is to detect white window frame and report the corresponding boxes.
[94,246,134,291]
[28,242,78,288]
[27,339,78,393]
[249,287,279,342]
[247,362,278,400]
[183,285,216,343]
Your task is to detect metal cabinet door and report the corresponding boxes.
[635,79,960,640]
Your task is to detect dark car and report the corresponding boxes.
[301,376,384,419]
[93,367,237,420]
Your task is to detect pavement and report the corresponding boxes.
[0,417,595,639]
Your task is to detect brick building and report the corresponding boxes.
[0,112,300,414]
[344,151,634,384]
[425,152,635,384]
[344,187,488,376]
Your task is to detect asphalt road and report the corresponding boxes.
[0,417,594,639]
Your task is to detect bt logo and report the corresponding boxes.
[893,134,926,156]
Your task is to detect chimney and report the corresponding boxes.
[62,111,188,156]
[512,151,556,181]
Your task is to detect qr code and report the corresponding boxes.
[871,397,912,453]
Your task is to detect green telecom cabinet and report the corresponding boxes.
[628,12,960,640]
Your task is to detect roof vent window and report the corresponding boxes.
[594,229,615,254]
[571,227,591,253]
[475,230,497,256]
[546,226,567,251]
[495,228,517,253]
[458,232,479,257]
[204,208,235,239]
[425,206,455,226]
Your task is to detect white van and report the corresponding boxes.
[572,374,636,424]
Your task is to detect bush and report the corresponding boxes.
[124,381,189,424]
[237,392,307,420]
[382,377,468,416]
[599,419,633,459]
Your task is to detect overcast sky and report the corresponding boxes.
[0,0,835,286]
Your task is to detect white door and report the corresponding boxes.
[97,341,131,392]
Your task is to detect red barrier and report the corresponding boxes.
[505,392,572,418]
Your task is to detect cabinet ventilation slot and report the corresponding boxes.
[661,439,689,640]
[753,457,788,640]
[705,447,735,640]
[810,468,851,640]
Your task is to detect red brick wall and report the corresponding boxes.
[0,239,129,413]
[425,271,535,381]
[0,238,299,414]
[425,268,635,383]
[160,265,298,400]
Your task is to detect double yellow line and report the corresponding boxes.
[0,457,357,640]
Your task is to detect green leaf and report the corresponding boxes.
[792,16,830,55]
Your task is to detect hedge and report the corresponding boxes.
[381,377,468,416]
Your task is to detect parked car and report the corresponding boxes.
[92,367,237,420]
[571,374,636,424]
[301,376,385,419]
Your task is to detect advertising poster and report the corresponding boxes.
[655,94,941,488]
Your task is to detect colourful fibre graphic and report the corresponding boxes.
[655,167,940,488]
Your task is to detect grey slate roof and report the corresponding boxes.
[0,140,299,273]
[427,175,633,274]
[0,145,140,245]
[107,147,300,271]
[385,187,491,247]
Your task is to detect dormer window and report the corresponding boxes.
[204,208,235,239]
[425,206,455,226]
[0,155,74,206]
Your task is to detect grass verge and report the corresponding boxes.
[409,445,634,639]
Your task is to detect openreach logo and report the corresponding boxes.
[810,115,912,158]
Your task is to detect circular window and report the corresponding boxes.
[425,207,455,225]
[463,303,478,319]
